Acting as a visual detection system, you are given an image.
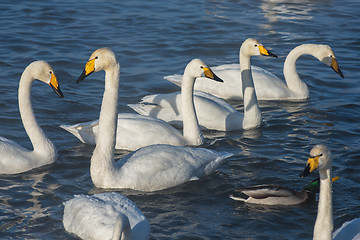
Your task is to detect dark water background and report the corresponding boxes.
[0,0,359,239]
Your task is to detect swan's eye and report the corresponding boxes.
[95,56,98,59]
[200,66,203,69]
[319,153,323,157]
[49,71,53,74]
[254,44,258,47]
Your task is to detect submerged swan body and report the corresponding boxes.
[300,145,360,240]
[130,38,277,131]
[229,177,339,206]
[61,59,222,150]
[0,61,63,174]
[76,48,233,191]
[165,44,344,100]
[63,192,150,240]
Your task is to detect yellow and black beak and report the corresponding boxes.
[330,57,344,78]
[49,72,64,98]
[300,155,320,178]
[77,58,96,83]
[203,67,223,82]
[258,45,278,58]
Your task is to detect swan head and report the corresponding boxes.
[240,38,277,58]
[77,48,118,83]
[184,58,223,82]
[314,45,344,78]
[300,144,332,178]
[26,61,64,98]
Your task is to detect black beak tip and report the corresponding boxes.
[338,69,345,79]
[269,52,278,58]
[76,71,86,83]
[51,84,64,98]
[300,165,311,178]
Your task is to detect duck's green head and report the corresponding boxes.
[304,176,340,193]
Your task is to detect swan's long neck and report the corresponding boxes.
[240,51,262,130]
[18,69,56,162]
[90,63,120,188]
[314,168,333,240]
[181,72,203,146]
[112,214,132,240]
[283,45,310,98]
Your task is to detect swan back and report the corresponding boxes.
[63,193,150,240]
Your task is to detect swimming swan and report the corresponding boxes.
[300,144,360,240]
[60,58,222,150]
[0,61,64,174]
[229,177,339,206]
[130,38,277,131]
[76,48,233,191]
[164,44,344,100]
[63,192,150,240]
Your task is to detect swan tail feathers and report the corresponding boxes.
[128,103,160,116]
[204,152,233,175]
[164,74,183,87]
[59,122,98,145]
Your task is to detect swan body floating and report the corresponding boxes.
[61,58,222,150]
[164,44,344,101]
[0,61,63,174]
[63,192,150,240]
[300,144,360,240]
[129,38,277,131]
[229,177,339,206]
[76,48,233,191]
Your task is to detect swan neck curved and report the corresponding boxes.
[18,68,55,159]
[239,51,262,130]
[90,63,120,187]
[112,214,132,240]
[181,72,203,146]
[314,168,333,240]
[283,45,310,97]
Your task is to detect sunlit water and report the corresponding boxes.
[0,0,359,239]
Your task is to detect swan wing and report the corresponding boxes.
[116,144,233,192]
[165,63,293,100]
[63,192,150,240]
[0,137,42,174]
[61,113,186,151]
[333,218,360,240]
[129,91,241,131]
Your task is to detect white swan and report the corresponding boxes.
[164,44,344,100]
[63,192,150,240]
[129,38,277,131]
[60,58,223,150]
[229,176,339,206]
[300,144,360,239]
[76,48,233,191]
[0,61,64,174]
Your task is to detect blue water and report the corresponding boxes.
[0,0,359,239]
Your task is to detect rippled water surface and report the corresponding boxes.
[1,0,360,239]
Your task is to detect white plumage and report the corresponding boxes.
[75,48,233,191]
[63,192,150,240]
[130,38,277,131]
[164,44,344,101]
[61,59,222,150]
[0,61,63,174]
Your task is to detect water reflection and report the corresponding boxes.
[0,171,60,233]
[260,0,314,22]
